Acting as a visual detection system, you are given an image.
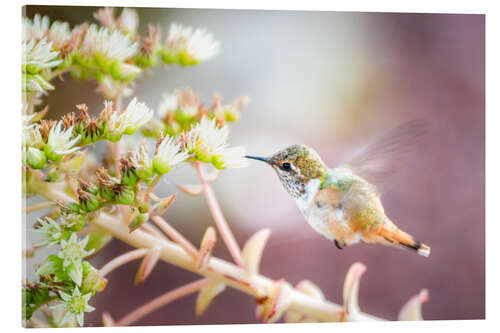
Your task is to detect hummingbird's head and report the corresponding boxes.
[246,145,326,198]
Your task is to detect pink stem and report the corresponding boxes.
[194,162,245,268]
[99,248,149,277]
[115,278,208,326]
[149,214,199,260]
[23,201,57,214]
[140,222,168,240]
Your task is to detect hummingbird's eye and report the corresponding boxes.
[282,162,291,171]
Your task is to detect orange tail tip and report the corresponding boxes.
[416,242,431,257]
[378,226,431,257]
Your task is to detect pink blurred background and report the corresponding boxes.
[24,6,485,325]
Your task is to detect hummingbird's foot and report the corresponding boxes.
[334,239,344,250]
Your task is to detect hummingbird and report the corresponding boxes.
[246,120,431,257]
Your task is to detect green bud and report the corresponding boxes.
[138,201,152,214]
[115,186,135,205]
[135,164,154,180]
[44,144,62,162]
[66,214,85,231]
[128,212,148,233]
[152,156,172,175]
[26,147,47,169]
[78,191,100,212]
[82,269,106,293]
[121,169,138,186]
[99,186,115,201]
[68,202,81,214]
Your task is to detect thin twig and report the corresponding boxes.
[149,213,199,260]
[115,278,208,326]
[195,161,245,268]
[140,222,168,240]
[142,174,161,202]
[99,248,149,277]
[23,201,57,214]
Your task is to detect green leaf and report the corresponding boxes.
[84,230,113,257]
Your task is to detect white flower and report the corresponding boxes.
[119,8,139,35]
[157,93,179,119]
[22,38,62,73]
[45,121,80,160]
[187,116,228,159]
[166,23,220,63]
[130,142,154,179]
[58,234,93,269]
[81,24,139,61]
[48,21,71,49]
[152,135,189,174]
[23,122,44,148]
[121,97,154,134]
[105,111,127,142]
[33,217,63,247]
[23,14,50,42]
[105,97,153,140]
[187,116,247,169]
[51,287,95,327]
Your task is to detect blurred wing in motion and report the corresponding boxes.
[343,119,428,194]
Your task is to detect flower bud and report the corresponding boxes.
[114,185,135,205]
[152,194,175,216]
[78,189,100,212]
[82,269,107,293]
[152,156,172,175]
[128,212,148,233]
[26,147,47,169]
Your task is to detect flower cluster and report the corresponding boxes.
[142,87,249,138]
[22,9,221,99]
[22,38,62,93]
[23,7,250,328]
[22,97,154,170]
[27,215,106,326]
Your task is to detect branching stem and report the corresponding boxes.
[99,248,149,277]
[115,278,208,326]
[195,161,245,268]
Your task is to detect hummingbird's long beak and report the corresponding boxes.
[245,155,270,163]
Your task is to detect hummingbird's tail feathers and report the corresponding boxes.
[377,225,431,257]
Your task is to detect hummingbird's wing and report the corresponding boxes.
[342,119,428,194]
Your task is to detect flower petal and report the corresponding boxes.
[398,289,429,321]
[195,280,226,316]
[197,227,217,270]
[135,245,162,284]
[176,183,203,196]
[242,228,271,275]
[342,262,366,321]
[102,312,115,326]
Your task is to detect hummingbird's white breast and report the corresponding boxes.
[294,178,361,245]
[294,178,334,239]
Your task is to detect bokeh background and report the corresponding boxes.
[24,5,485,325]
